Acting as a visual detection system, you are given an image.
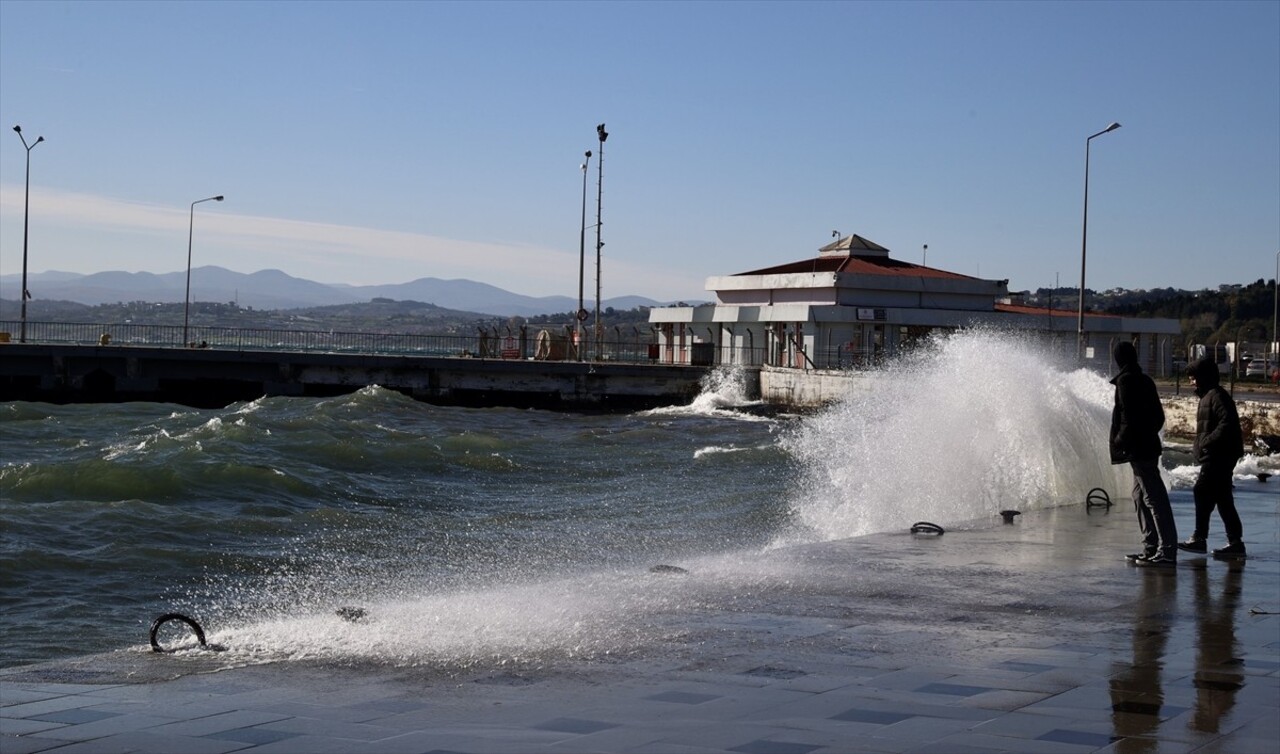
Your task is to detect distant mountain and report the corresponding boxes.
[0,268,362,311]
[0,268,668,317]
[349,278,578,317]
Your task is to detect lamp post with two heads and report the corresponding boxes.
[1076,121,1121,362]
[13,125,44,343]
[578,150,592,361]
[183,195,224,346]
[1272,249,1278,372]
[594,123,608,359]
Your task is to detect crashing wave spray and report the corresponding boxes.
[782,329,1129,541]
[202,568,696,668]
[645,364,767,420]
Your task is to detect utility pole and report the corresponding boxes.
[577,150,592,361]
[594,123,608,360]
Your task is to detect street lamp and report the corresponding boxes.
[183,195,224,346]
[1272,249,1278,371]
[594,123,608,359]
[577,150,592,361]
[922,243,928,267]
[14,125,44,343]
[1076,121,1121,361]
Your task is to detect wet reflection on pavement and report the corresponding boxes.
[1109,557,1250,751]
[1110,568,1176,752]
[1190,560,1245,734]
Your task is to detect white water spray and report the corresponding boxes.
[163,337,1136,668]
[783,329,1129,541]
[644,364,770,421]
[196,567,704,668]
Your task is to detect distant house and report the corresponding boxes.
[648,234,1181,375]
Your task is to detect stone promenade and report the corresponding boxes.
[3,484,1277,753]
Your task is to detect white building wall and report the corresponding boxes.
[651,256,1180,373]
[774,287,836,305]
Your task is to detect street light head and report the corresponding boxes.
[36,136,44,144]
[1105,122,1121,133]
[597,123,608,142]
[214,196,224,201]
[585,150,592,158]
[12,125,20,133]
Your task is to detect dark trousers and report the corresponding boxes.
[1192,460,1243,543]
[1130,458,1177,556]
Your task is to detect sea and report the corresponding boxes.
[3,330,1275,670]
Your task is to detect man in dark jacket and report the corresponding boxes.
[1110,341,1178,567]
[1178,359,1246,558]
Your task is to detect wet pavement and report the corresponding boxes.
[3,483,1278,753]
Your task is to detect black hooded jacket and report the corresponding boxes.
[1109,342,1165,464]
[1188,358,1244,464]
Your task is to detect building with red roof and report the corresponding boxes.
[648,234,1180,375]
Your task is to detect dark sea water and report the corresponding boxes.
[0,379,796,669]
[4,332,1276,671]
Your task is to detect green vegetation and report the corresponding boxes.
[1098,279,1275,348]
[1025,279,1277,351]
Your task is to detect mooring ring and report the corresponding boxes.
[149,613,208,653]
[1085,487,1112,508]
[910,521,945,535]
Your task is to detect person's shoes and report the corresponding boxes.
[1125,551,1156,562]
[1212,541,1247,559]
[1136,553,1177,568]
[1176,537,1207,554]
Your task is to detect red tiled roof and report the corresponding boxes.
[737,254,977,280]
[995,302,1122,319]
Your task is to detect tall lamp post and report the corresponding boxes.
[1272,249,1278,370]
[183,195,224,346]
[1076,121,1121,361]
[14,125,44,343]
[594,123,608,359]
[577,150,592,361]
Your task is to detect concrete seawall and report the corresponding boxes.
[0,343,710,411]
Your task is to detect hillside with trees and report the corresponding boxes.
[1024,279,1276,351]
[0,295,660,337]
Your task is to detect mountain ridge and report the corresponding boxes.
[0,268,675,317]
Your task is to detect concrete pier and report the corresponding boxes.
[0,343,711,411]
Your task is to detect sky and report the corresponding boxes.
[0,0,1277,305]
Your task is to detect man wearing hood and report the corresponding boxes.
[1178,359,1246,558]
[1110,341,1177,567]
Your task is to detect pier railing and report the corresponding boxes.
[0,320,761,366]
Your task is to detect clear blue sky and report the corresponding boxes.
[1,0,1277,303]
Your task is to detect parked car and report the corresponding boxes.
[1245,359,1272,378]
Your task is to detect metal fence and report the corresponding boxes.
[0,320,674,364]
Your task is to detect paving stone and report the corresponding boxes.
[1,492,1275,753]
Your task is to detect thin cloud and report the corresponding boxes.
[0,185,702,299]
